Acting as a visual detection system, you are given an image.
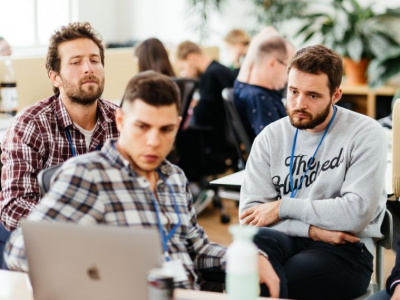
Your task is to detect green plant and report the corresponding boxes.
[296,0,400,62]
[185,0,225,43]
[295,0,400,87]
[367,7,400,87]
[368,46,400,88]
[251,0,307,28]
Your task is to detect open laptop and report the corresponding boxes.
[20,220,163,300]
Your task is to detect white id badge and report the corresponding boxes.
[162,259,188,282]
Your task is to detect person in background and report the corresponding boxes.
[0,22,119,262]
[239,45,387,299]
[173,41,238,210]
[234,32,295,141]
[223,29,250,75]
[4,71,280,297]
[237,27,278,83]
[0,36,12,56]
[134,37,175,77]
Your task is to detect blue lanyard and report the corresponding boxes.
[289,105,337,198]
[150,169,182,262]
[65,127,99,157]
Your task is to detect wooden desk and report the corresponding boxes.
[341,84,397,118]
[0,270,278,300]
[175,288,276,299]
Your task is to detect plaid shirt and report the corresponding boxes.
[5,139,226,289]
[0,95,119,230]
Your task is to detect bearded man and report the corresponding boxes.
[0,22,119,240]
[239,45,387,300]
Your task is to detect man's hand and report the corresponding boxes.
[391,284,400,300]
[240,201,281,227]
[258,254,280,298]
[309,225,360,245]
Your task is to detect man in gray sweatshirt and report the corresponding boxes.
[239,45,387,300]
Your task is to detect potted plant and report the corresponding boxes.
[295,0,400,86]
[367,7,400,88]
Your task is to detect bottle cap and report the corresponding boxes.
[229,224,258,241]
[1,82,16,88]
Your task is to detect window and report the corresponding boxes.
[0,0,71,48]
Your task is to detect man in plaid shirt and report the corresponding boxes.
[0,22,119,267]
[5,71,280,295]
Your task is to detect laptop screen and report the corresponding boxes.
[21,220,163,300]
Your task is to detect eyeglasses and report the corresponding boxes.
[276,58,288,67]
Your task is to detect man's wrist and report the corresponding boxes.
[308,225,316,240]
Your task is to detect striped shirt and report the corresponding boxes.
[5,139,227,289]
[0,95,119,230]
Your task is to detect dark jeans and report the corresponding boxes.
[0,222,11,269]
[254,227,373,300]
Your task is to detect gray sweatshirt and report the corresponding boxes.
[240,106,387,255]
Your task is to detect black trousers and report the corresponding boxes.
[254,227,373,300]
[0,222,10,269]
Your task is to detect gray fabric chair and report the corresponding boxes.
[38,164,62,195]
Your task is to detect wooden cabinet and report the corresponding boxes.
[340,84,397,119]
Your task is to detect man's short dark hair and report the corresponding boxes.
[122,71,181,113]
[46,22,104,95]
[288,45,343,96]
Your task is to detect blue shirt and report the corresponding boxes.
[234,79,287,141]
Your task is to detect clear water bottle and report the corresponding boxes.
[0,59,18,116]
[226,224,259,300]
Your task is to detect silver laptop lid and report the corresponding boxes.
[21,220,163,300]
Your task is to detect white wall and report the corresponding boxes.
[70,0,400,65]
[9,0,400,61]
[73,0,400,45]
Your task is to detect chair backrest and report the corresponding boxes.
[393,98,400,197]
[222,88,252,170]
[377,209,393,250]
[373,208,393,292]
[172,78,198,131]
[37,164,62,196]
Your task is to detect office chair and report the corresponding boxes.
[222,87,252,171]
[166,78,198,165]
[202,88,254,222]
[38,164,62,195]
[170,80,238,222]
[353,209,393,299]
[171,78,198,131]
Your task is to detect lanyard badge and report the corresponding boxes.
[150,170,187,282]
[289,105,337,198]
